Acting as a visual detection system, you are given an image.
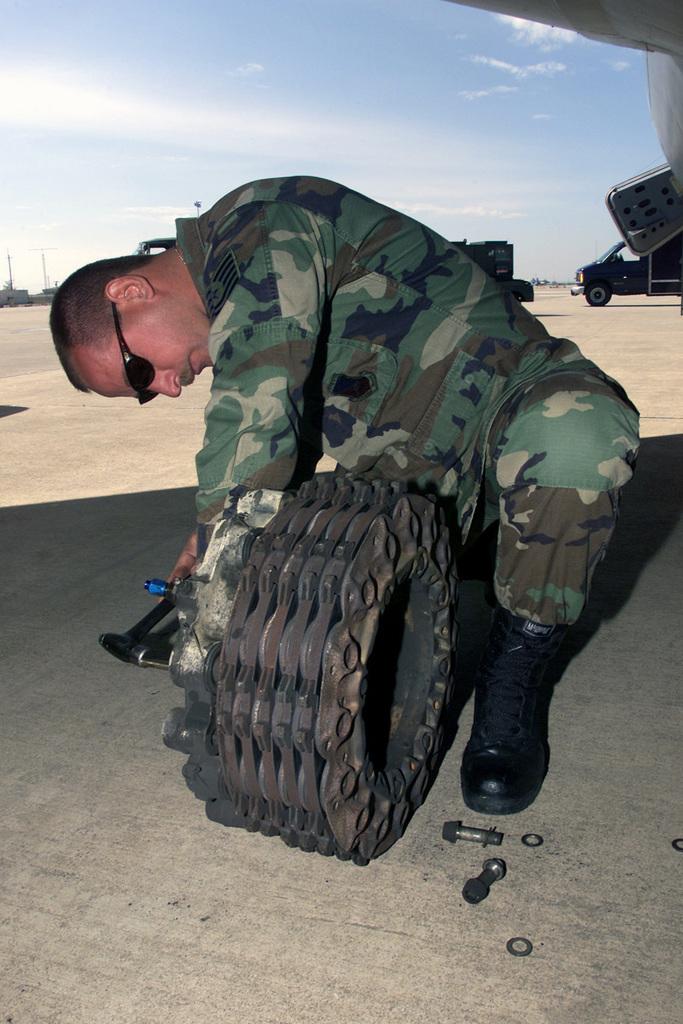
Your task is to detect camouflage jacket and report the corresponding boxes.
[176,176,606,535]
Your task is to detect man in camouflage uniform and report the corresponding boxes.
[50,176,639,816]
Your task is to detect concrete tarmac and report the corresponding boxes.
[1,290,681,1024]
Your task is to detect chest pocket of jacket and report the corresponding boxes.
[323,338,397,424]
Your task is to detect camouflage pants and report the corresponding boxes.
[481,371,640,625]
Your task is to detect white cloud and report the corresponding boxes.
[471,56,519,75]
[608,60,630,72]
[470,55,567,79]
[32,222,62,231]
[0,65,391,158]
[526,61,567,76]
[496,15,578,51]
[121,206,191,223]
[226,62,265,77]
[459,85,518,100]
[399,203,523,220]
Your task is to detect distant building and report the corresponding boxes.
[0,288,30,307]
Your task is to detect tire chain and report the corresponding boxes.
[211,475,458,865]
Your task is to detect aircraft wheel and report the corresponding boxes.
[210,475,458,864]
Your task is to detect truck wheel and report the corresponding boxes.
[171,475,458,864]
[585,282,612,306]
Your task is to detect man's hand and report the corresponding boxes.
[168,529,198,583]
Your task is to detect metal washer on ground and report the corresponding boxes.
[506,937,533,957]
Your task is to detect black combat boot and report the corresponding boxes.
[460,606,568,815]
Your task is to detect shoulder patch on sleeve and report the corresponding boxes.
[206,249,240,319]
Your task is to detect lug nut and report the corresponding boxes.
[462,857,506,904]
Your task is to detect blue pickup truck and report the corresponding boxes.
[572,233,682,305]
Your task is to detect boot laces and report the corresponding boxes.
[475,674,538,742]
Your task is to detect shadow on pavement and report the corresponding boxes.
[2,435,679,788]
[551,433,682,669]
[435,434,683,759]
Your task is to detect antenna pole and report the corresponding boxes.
[29,247,58,290]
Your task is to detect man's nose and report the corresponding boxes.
[152,370,183,399]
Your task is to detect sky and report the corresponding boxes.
[0,0,666,292]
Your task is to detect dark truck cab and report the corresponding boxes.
[572,233,683,305]
[453,239,534,302]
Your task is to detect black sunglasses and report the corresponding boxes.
[111,302,157,404]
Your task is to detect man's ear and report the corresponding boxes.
[105,275,155,305]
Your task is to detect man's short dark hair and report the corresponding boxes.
[50,254,154,392]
